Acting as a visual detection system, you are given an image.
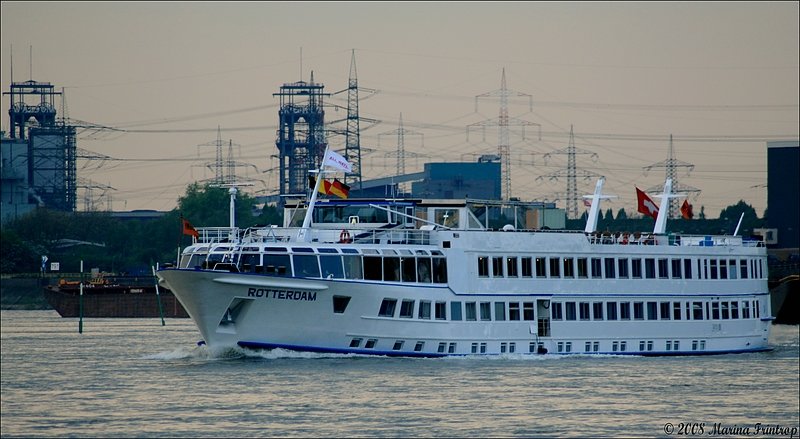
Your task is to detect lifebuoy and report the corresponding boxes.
[339,229,352,244]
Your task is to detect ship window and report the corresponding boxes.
[631,259,642,279]
[579,302,590,320]
[320,255,345,279]
[341,248,359,254]
[265,247,287,252]
[480,343,487,353]
[417,258,432,283]
[740,260,748,279]
[381,249,398,255]
[350,338,362,348]
[480,302,492,321]
[585,342,592,352]
[563,258,575,278]
[364,256,382,280]
[264,254,291,277]
[435,301,447,320]
[506,257,519,277]
[592,302,603,320]
[239,253,260,272]
[418,300,431,319]
[332,296,351,314]
[742,301,751,319]
[362,249,380,255]
[415,250,429,255]
[577,258,588,278]
[565,302,577,321]
[509,302,521,321]
[710,259,718,279]
[478,256,489,277]
[494,302,507,321]
[660,302,671,320]
[450,301,462,320]
[658,259,669,279]
[465,302,477,321]
[633,302,644,320]
[492,257,504,277]
[384,257,400,282]
[521,257,533,277]
[645,259,656,279]
[343,255,363,279]
[523,302,535,321]
[437,342,446,353]
[673,302,682,320]
[711,302,720,320]
[365,339,377,349]
[318,248,339,254]
[721,302,729,319]
[400,257,416,282]
[471,343,478,354]
[646,302,658,320]
[292,247,314,253]
[414,341,425,352]
[617,258,629,278]
[620,302,631,320]
[601,258,614,279]
[392,341,404,351]
[293,255,321,278]
[535,257,546,278]
[671,259,682,279]
[551,302,563,320]
[693,302,704,320]
[432,258,448,283]
[647,341,653,351]
[399,299,415,318]
[378,299,398,317]
[606,302,617,320]
[684,259,693,279]
[591,258,602,278]
[448,343,456,354]
[639,341,646,351]
[549,258,561,278]
[728,260,737,279]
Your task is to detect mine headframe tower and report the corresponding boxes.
[3,80,77,211]
[273,76,330,202]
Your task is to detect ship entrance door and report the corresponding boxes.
[536,299,551,337]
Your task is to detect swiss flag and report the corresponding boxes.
[636,187,659,220]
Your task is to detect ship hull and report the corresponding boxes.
[158,268,771,356]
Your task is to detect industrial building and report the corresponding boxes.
[1,80,76,224]
[765,140,799,250]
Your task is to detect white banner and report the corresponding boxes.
[322,149,352,173]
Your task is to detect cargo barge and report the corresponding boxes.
[43,276,189,318]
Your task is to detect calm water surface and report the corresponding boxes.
[1,310,798,438]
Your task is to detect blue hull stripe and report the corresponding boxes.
[236,340,771,358]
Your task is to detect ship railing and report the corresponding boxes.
[195,227,240,244]
[350,228,432,245]
[585,232,764,248]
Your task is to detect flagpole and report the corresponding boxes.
[297,146,329,242]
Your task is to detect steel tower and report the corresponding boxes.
[274,74,329,199]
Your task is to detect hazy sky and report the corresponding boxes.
[1,2,798,218]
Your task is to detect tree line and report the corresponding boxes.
[1,183,281,274]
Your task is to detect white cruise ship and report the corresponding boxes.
[157,173,772,357]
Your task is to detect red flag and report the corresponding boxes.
[681,200,694,220]
[182,218,199,239]
[636,187,659,220]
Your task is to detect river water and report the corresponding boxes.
[1,310,798,438]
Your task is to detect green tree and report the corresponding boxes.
[616,208,628,220]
